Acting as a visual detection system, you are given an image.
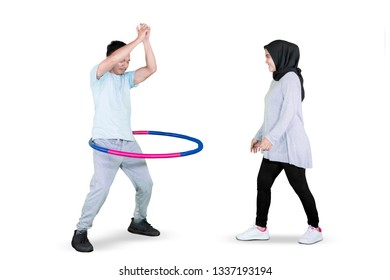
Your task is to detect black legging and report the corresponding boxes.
[256,158,319,228]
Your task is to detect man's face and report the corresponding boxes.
[111,55,130,75]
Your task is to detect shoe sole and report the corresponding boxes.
[236,237,270,241]
[128,228,160,237]
[71,243,94,253]
[298,238,323,245]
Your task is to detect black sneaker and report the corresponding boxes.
[71,230,94,252]
[128,218,160,236]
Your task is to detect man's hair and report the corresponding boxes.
[106,40,126,57]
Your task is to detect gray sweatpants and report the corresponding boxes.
[76,139,153,231]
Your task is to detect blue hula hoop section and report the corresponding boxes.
[89,130,203,159]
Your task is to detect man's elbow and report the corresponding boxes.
[149,64,157,74]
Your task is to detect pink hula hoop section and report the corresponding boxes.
[89,130,203,159]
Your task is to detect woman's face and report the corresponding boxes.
[265,49,276,72]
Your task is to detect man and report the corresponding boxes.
[72,23,158,253]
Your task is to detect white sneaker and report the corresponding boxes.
[298,226,323,244]
[236,226,270,241]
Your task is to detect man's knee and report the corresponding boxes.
[137,178,153,194]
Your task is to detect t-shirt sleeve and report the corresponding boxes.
[90,64,99,89]
[127,71,138,89]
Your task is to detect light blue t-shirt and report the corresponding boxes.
[254,72,312,168]
[90,64,138,141]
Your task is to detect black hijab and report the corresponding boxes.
[264,40,305,101]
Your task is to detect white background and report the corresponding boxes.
[1,0,389,279]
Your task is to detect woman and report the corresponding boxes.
[236,40,322,244]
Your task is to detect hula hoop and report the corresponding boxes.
[89,130,203,159]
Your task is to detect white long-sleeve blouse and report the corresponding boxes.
[254,72,312,168]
